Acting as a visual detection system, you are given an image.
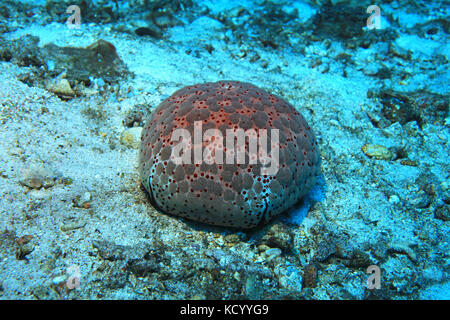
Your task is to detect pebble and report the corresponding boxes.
[19,167,58,189]
[52,275,67,285]
[81,191,92,203]
[123,104,150,128]
[15,240,35,260]
[260,223,294,253]
[404,121,421,137]
[400,159,418,167]
[120,127,142,149]
[406,190,431,208]
[388,243,417,262]
[60,221,86,232]
[73,192,92,209]
[264,248,282,262]
[361,144,394,160]
[46,76,75,98]
[274,264,303,291]
[8,146,24,156]
[382,122,403,138]
[135,27,162,38]
[389,195,400,205]
[213,235,225,247]
[362,63,379,76]
[224,234,241,245]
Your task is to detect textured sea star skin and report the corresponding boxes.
[139,81,321,228]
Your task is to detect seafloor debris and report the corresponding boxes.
[120,127,142,149]
[361,144,394,161]
[134,26,162,38]
[216,3,299,50]
[307,2,398,48]
[0,35,129,91]
[375,89,449,128]
[0,35,43,68]
[45,72,76,99]
[19,167,61,190]
[123,104,151,128]
[259,223,294,253]
[42,39,129,84]
[302,263,317,288]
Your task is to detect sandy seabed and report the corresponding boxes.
[0,0,449,300]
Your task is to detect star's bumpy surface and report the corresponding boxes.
[139,81,320,228]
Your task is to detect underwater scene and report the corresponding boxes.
[0,0,448,302]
